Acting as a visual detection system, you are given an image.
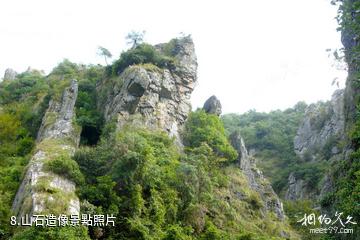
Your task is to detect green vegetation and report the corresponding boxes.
[283,200,322,240]
[0,70,50,138]
[222,103,307,194]
[222,104,336,239]
[0,70,48,105]
[44,155,85,185]
[184,110,238,162]
[0,70,49,238]
[76,74,104,145]
[112,43,177,76]
[0,59,104,239]
[318,1,360,239]
[291,161,328,190]
[126,30,145,48]
[0,113,33,238]
[46,60,105,145]
[97,46,112,65]
[0,37,301,239]
[72,111,296,239]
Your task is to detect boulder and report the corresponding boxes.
[203,95,222,116]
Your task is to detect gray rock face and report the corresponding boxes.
[37,80,80,145]
[101,36,197,145]
[3,68,17,81]
[203,95,222,116]
[294,89,345,158]
[12,80,80,218]
[319,174,334,200]
[230,131,249,168]
[287,89,345,201]
[230,131,285,220]
[285,172,307,200]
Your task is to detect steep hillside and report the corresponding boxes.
[287,89,345,202]
[222,90,354,239]
[320,1,360,239]
[221,2,360,236]
[0,37,298,239]
[222,103,307,196]
[222,89,347,202]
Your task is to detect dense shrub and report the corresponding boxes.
[284,200,321,240]
[112,43,176,75]
[74,127,183,239]
[184,110,238,162]
[49,59,79,78]
[0,113,34,238]
[44,155,84,185]
[292,161,328,188]
[73,122,287,239]
[76,79,104,145]
[0,70,48,105]
[325,2,360,239]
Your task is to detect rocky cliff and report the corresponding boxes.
[12,80,81,218]
[284,172,307,201]
[285,89,345,201]
[294,89,345,159]
[229,131,285,221]
[201,95,285,220]
[100,36,197,145]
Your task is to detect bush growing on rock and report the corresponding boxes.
[44,155,85,185]
[184,110,238,162]
[112,43,176,75]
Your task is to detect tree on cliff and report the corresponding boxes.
[126,30,145,48]
[97,46,112,65]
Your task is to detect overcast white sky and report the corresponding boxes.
[0,0,347,114]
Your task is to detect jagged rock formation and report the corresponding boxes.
[294,89,345,159]
[230,131,285,220]
[3,68,17,81]
[285,89,345,201]
[203,95,222,116]
[101,36,197,145]
[12,80,81,218]
[37,80,80,145]
[319,174,334,200]
[284,173,306,201]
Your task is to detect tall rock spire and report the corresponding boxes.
[12,80,81,218]
[230,131,285,220]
